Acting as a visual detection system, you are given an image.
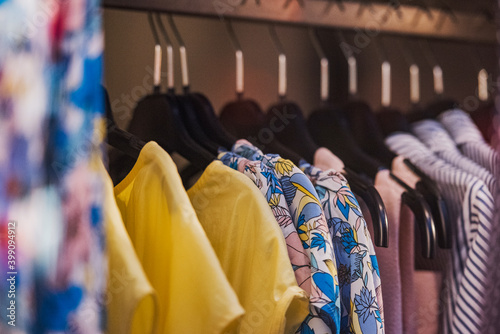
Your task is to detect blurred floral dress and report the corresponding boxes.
[231,140,341,334]
[300,162,384,334]
[0,0,106,332]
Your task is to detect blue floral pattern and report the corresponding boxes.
[218,151,312,293]
[232,140,341,334]
[300,162,384,334]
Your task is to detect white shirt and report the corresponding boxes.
[438,108,499,176]
[411,119,496,195]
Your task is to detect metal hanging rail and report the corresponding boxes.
[102,0,496,43]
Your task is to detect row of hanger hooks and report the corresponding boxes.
[146,12,493,107]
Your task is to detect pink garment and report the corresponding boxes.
[391,155,420,188]
[313,147,345,172]
[399,205,417,334]
[391,157,441,334]
[414,272,442,334]
[372,169,405,334]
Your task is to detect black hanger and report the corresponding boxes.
[343,167,389,248]
[391,173,436,258]
[219,98,304,164]
[218,23,304,164]
[189,92,237,149]
[376,109,452,249]
[304,29,389,248]
[344,36,437,256]
[103,86,146,185]
[407,39,459,122]
[377,107,413,135]
[340,103,437,256]
[307,106,389,247]
[308,105,382,180]
[315,30,387,180]
[161,15,222,155]
[265,101,319,164]
[126,13,214,171]
[261,26,319,163]
[342,100,396,167]
[170,20,241,150]
[103,87,145,160]
[405,160,451,249]
[128,92,214,170]
[175,93,220,154]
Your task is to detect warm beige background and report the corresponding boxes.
[103,8,497,130]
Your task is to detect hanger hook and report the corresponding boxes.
[155,14,174,91]
[268,25,287,101]
[167,15,190,92]
[147,12,162,93]
[419,39,444,96]
[469,45,489,101]
[308,28,329,103]
[396,39,420,105]
[225,20,244,98]
[372,36,391,107]
[337,30,358,98]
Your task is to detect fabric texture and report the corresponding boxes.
[232,139,341,334]
[188,161,310,334]
[398,204,417,334]
[217,151,311,294]
[438,108,500,176]
[411,119,496,194]
[413,271,442,334]
[0,0,106,331]
[391,156,438,334]
[314,147,345,173]
[370,170,405,334]
[100,162,158,334]
[386,133,495,334]
[300,162,384,334]
[114,142,245,334]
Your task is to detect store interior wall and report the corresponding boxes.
[103,9,498,130]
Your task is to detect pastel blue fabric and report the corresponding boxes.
[229,140,342,334]
[300,162,384,334]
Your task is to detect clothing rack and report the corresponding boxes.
[102,0,496,44]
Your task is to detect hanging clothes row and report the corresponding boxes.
[101,11,499,334]
[0,0,499,333]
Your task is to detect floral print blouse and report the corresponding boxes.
[300,162,385,334]
[218,151,312,294]
[231,140,341,334]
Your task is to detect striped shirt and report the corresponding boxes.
[411,119,496,194]
[438,109,499,176]
[386,133,494,334]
